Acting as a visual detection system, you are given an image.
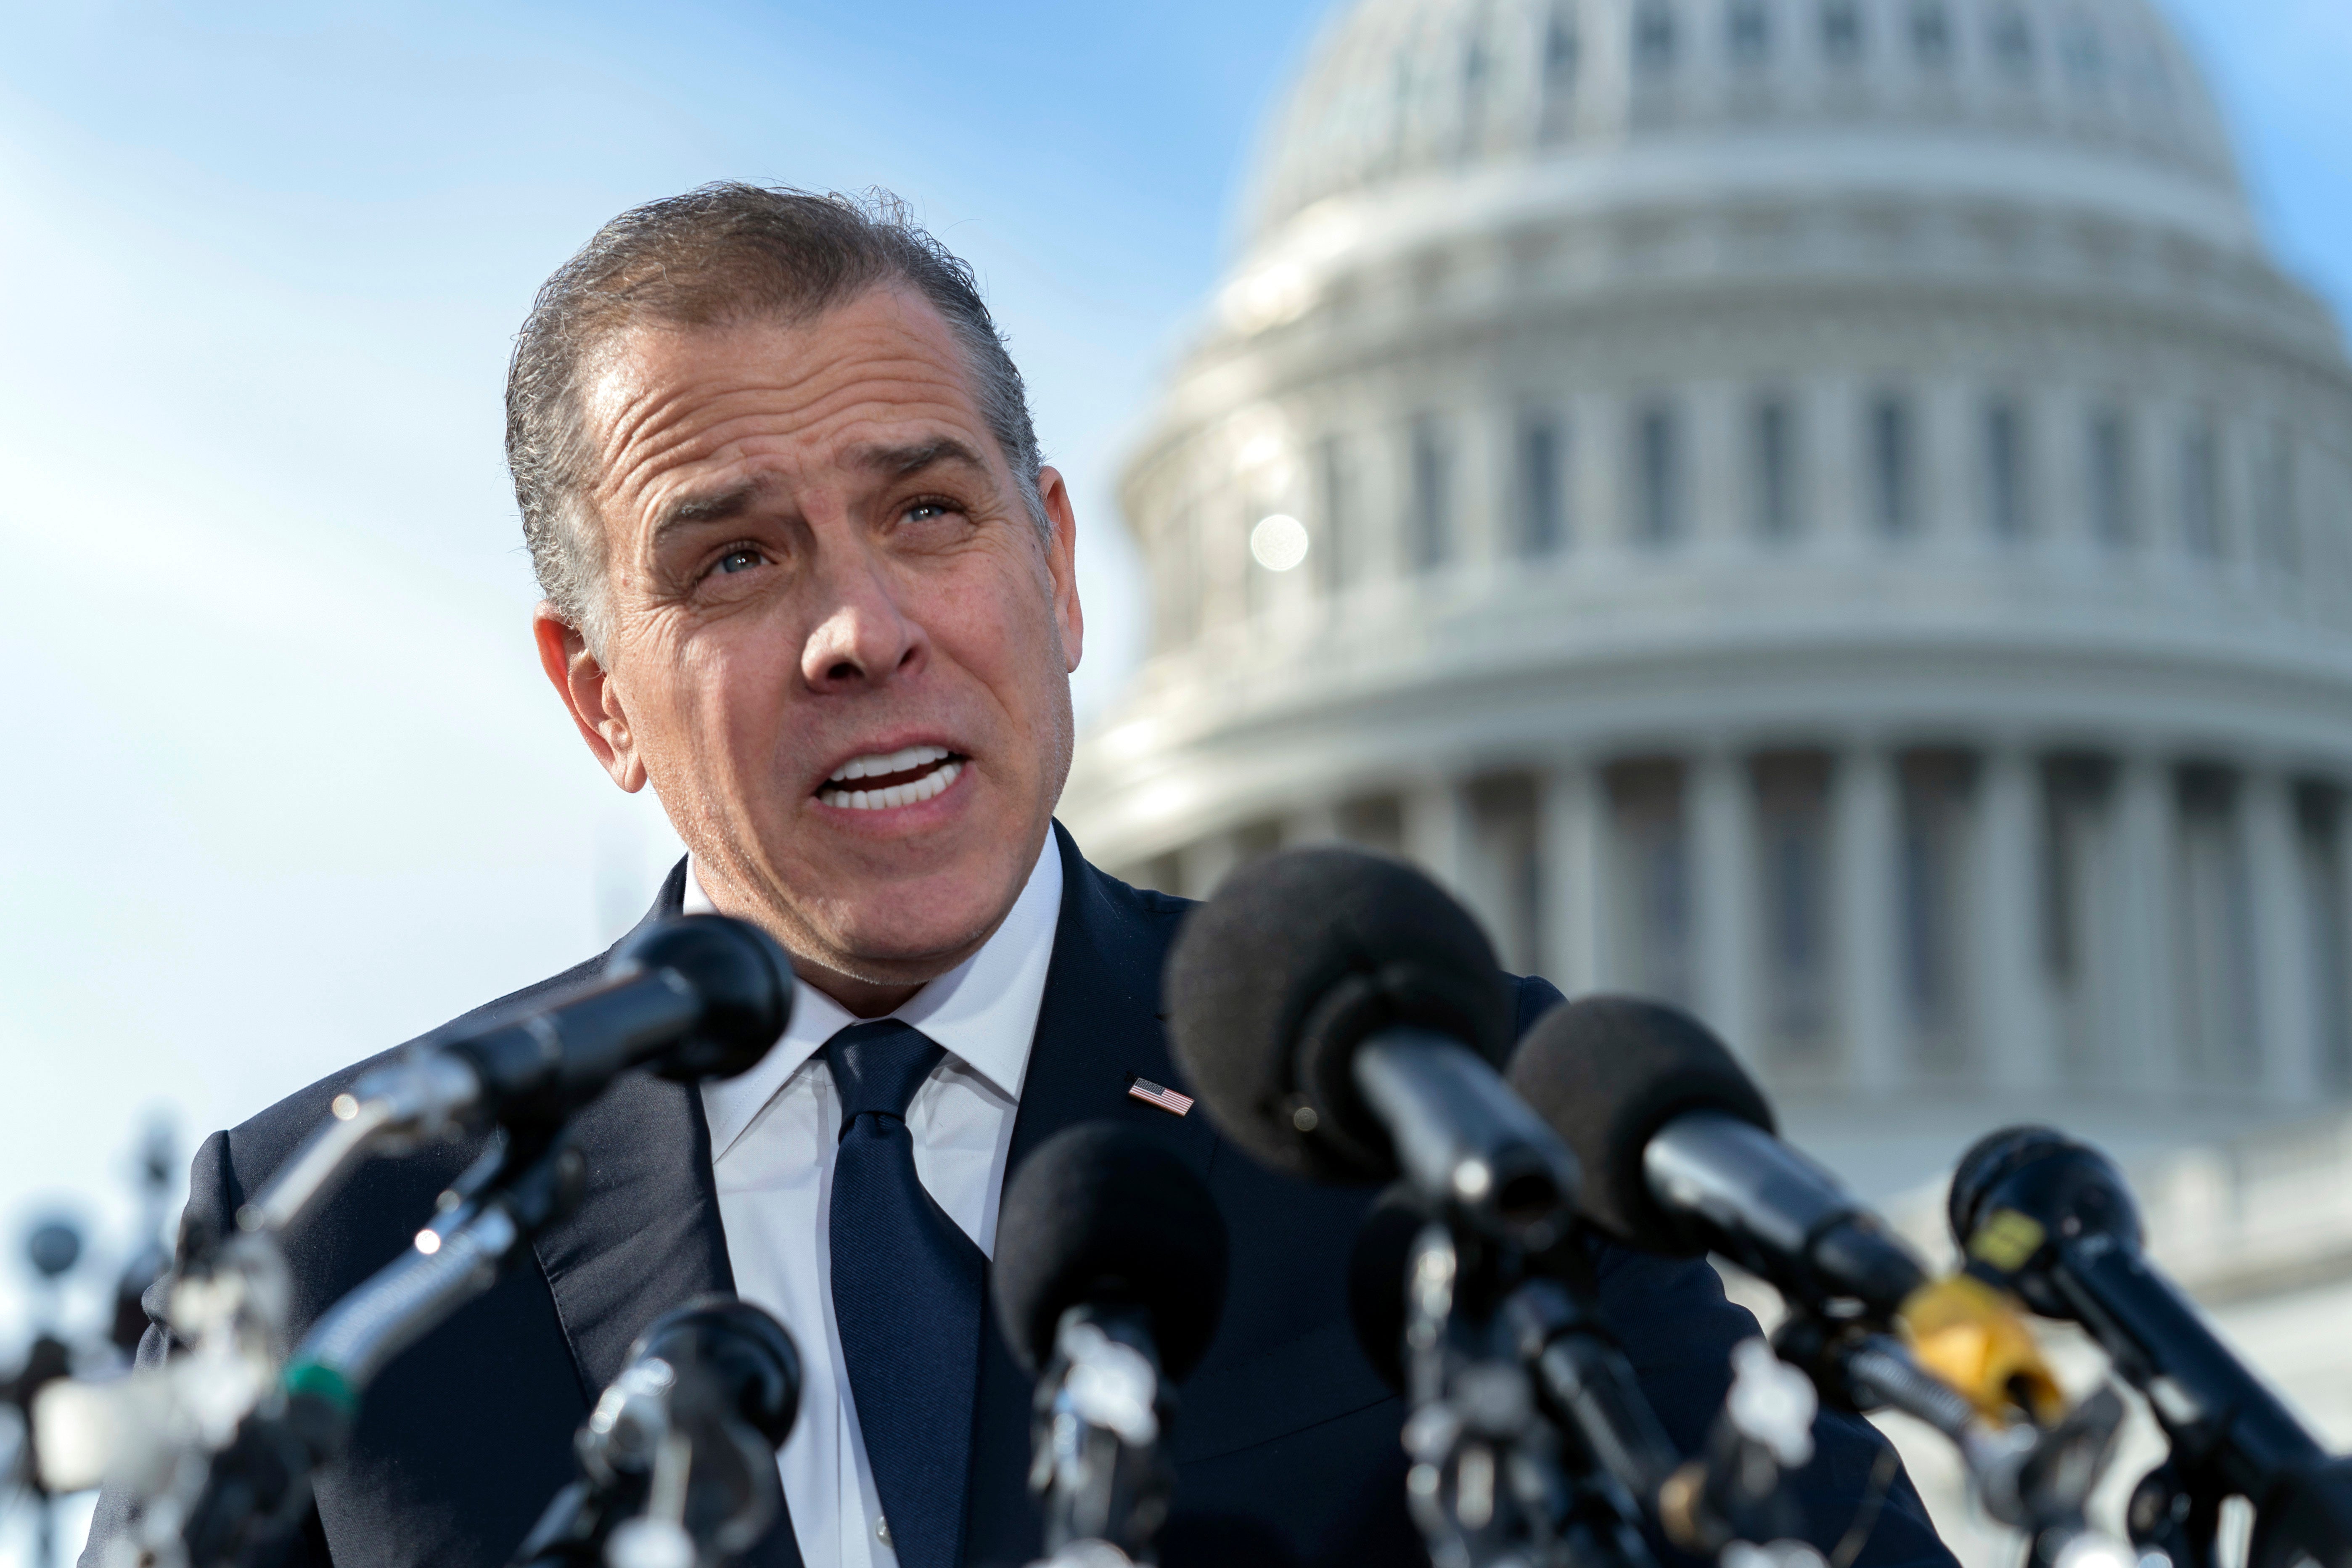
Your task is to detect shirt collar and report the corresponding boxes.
[694,835,1064,1162]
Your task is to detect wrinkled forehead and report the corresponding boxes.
[577,286,994,522]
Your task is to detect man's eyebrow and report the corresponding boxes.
[846,437,989,478]
[645,440,984,539]
[650,479,767,537]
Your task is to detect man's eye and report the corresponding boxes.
[715,547,765,575]
[904,500,956,525]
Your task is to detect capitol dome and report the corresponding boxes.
[1062,0,2352,1200]
[1246,0,2241,248]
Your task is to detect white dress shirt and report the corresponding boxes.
[691,838,1063,1568]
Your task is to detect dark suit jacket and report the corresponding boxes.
[88,825,1955,1568]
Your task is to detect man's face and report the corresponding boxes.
[537,286,1082,999]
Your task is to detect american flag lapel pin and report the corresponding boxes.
[1127,1076,1194,1117]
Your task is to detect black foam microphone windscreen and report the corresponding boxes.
[1504,995,1775,1254]
[991,1122,1230,1383]
[1946,1125,2077,1253]
[1164,847,1515,1183]
[614,915,797,1083]
[627,1297,803,1449]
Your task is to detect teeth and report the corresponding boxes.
[828,743,950,785]
[819,758,961,810]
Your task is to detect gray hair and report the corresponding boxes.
[505,182,1047,656]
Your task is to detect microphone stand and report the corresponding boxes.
[1360,1041,1817,1568]
[1392,1213,1675,1568]
[1771,1315,2130,1568]
[179,1126,587,1568]
[511,1300,798,1568]
[34,1046,506,1560]
[1024,1306,1178,1567]
[1506,1278,1823,1563]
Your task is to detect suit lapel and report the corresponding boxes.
[530,839,1211,1568]
[963,823,1220,1565]
[528,861,808,1568]
[1004,822,1217,1175]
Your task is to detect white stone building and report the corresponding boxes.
[1062,0,2352,1541]
[1067,0,2352,1196]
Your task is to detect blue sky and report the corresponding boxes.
[0,0,2344,1454]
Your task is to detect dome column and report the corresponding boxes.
[2246,767,2320,1102]
[2116,752,2183,1095]
[1691,380,1744,550]
[1405,776,1473,902]
[1540,763,1610,996]
[1460,399,1514,573]
[1834,743,1903,1095]
[1920,378,1970,550]
[1811,375,1867,554]
[1977,744,2058,1093]
[1572,389,1624,558]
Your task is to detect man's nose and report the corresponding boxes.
[801,558,925,692]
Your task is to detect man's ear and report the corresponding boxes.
[1037,465,1084,673]
[532,604,648,792]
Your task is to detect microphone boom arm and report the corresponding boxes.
[180,1131,586,1568]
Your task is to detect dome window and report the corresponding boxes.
[2062,16,2108,91]
[1633,0,1678,76]
[1908,0,1953,69]
[1545,5,1582,85]
[2180,418,2223,559]
[1751,394,1799,539]
[1542,4,1582,138]
[1315,435,1351,591]
[1154,502,1201,652]
[1727,0,1770,66]
[1519,412,1571,557]
[1821,0,1865,66]
[1990,5,2036,77]
[1410,415,1455,570]
[1869,393,1916,537]
[1632,402,1684,547]
[1982,397,2030,539]
[1462,32,1491,143]
[2257,426,2299,574]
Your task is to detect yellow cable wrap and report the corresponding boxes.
[1897,1273,2066,1426]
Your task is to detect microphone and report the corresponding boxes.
[1171,850,1672,1568]
[45,918,795,1568]
[1504,995,1925,1319]
[1347,1192,1807,1559]
[512,1297,802,1568]
[243,913,795,1236]
[1507,1001,2124,1552]
[1164,847,1575,1237]
[1950,1128,2352,1568]
[991,1122,1228,1563]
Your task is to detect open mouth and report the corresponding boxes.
[817,743,967,810]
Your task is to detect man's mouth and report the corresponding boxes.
[816,744,967,810]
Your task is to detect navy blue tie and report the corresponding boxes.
[825,1021,983,1568]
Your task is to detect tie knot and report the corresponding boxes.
[825,1020,946,1127]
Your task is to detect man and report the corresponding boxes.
[90,185,1954,1568]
